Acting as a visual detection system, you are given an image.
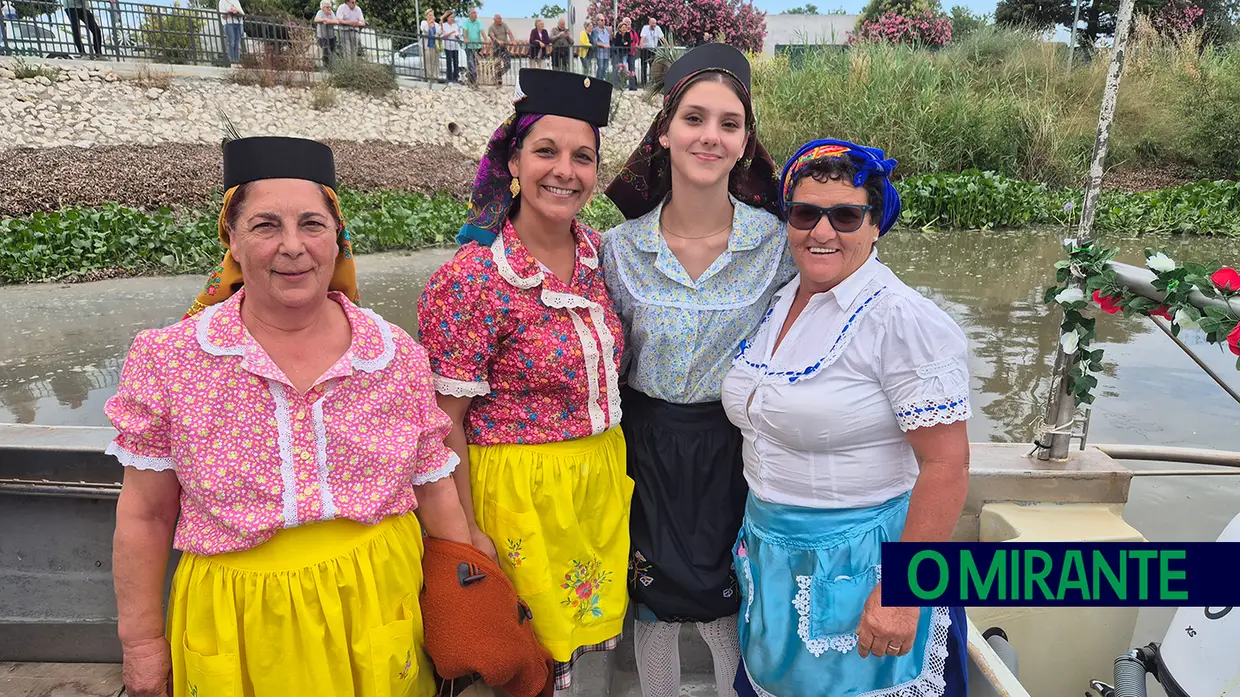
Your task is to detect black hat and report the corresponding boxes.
[662,43,751,95]
[223,136,337,191]
[513,69,613,127]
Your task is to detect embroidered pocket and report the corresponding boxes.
[368,594,420,697]
[181,633,239,697]
[489,504,553,594]
[794,566,879,657]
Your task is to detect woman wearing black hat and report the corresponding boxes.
[417,70,630,696]
[110,136,553,697]
[600,44,795,697]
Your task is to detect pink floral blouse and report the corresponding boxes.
[104,289,459,556]
[417,220,624,446]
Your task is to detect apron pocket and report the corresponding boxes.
[368,594,420,697]
[490,503,553,594]
[181,633,238,697]
[794,566,878,657]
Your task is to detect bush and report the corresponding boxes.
[586,0,767,54]
[329,59,397,95]
[849,10,954,45]
[1176,48,1240,177]
[311,82,338,111]
[140,5,204,64]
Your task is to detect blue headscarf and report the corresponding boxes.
[779,138,902,236]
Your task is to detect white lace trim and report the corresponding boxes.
[856,606,952,697]
[411,451,460,486]
[741,555,755,624]
[491,234,542,289]
[311,388,339,521]
[267,380,300,528]
[194,303,243,357]
[351,308,396,373]
[433,374,491,397]
[105,441,175,471]
[542,289,621,433]
[915,358,960,379]
[562,305,606,434]
[892,392,972,432]
[580,230,600,270]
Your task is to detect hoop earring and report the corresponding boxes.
[510,178,521,196]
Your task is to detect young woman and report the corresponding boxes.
[417,69,629,696]
[601,44,794,697]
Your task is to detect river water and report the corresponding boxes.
[2,230,1239,644]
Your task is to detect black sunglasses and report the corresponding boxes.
[784,202,874,232]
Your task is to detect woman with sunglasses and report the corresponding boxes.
[601,44,794,697]
[722,139,972,697]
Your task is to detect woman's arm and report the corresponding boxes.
[857,420,969,659]
[113,467,181,697]
[434,393,497,560]
[412,475,472,544]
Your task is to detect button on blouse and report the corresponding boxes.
[721,253,972,509]
[602,197,796,404]
[103,290,460,556]
[417,219,624,446]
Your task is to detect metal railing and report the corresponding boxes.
[0,1,672,88]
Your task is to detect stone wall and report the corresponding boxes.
[0,63,661,165]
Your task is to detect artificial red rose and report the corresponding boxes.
[1093,289,1123,315]
[1212,267,1240,292]
[1228,323,1240,356]
[1151,305,1174,321]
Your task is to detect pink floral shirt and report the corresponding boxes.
[104,290,459,556]
[417,220,624,446]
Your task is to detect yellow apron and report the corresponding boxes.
[166,512,437,697]
[469,426,633,662]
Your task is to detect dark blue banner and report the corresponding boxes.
[879,543,1240,606]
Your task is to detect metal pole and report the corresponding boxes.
[1148,316,1240,405]
[1068,0,1082,68]
[1039,0,1137,461]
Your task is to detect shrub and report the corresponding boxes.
[330,58,397,95]
[140,5,204,64]
[586,0,767,54]
[849,10,954,45]
[311,82,338,110]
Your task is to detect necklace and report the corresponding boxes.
[660,219,733,240]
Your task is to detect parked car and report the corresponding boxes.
[388,41,456,81]
[3,20,75,58]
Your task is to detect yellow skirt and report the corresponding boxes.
[166,512,437,697]
[469,426,633,662]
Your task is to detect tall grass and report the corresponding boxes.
[751,22,1240,186]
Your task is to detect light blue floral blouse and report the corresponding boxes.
[601,196,796,405]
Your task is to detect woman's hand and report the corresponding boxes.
[855,584,919,658]
[121,636,172,697]
[471,525,498,562]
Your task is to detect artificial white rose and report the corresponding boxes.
[1147,252,1177,273]
[1055,287,1085,304]
[1173,309,1199,331]
[1060,329,1080,355]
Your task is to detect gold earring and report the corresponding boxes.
[510,178,521,196]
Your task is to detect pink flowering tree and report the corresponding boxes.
[586,0,767,53]
[848,10,953,45]
[1151,0,1205,34]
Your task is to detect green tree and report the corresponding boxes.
[993,0,1070,30]
[532,3,566,17]
[949,4,988,36]
[360,0,485,31]
[785,4,821,13]
[859,0,941,25]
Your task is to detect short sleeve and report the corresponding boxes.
[877,297,972,432]
[600,229,636,380]
[103,330,176,471]
[406,344,461,486]
[416,253,498,398]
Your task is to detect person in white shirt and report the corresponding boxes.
[638,17,664,85]
[218,0,245,65]
[439,10,460,82]
[420,8,439,81]
[313,0,337,67]
[722,138,972,697]
[334,0,365,60]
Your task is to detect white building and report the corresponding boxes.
[762,13,859,56]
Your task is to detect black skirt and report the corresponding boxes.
[622,386,748,623]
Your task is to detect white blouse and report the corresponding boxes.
[720,252,972,509]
